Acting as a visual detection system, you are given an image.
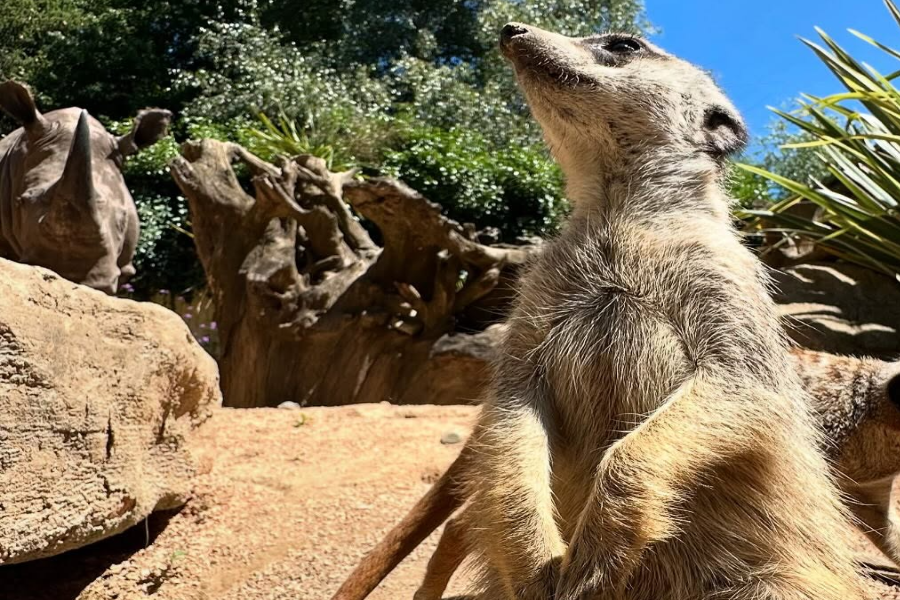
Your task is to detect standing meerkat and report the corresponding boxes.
[335,23,867,600]
[331,347,900,600]
[467,24,863,600]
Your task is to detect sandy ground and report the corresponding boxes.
[2,403,899,600]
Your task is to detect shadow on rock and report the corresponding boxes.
[0,508,181,600]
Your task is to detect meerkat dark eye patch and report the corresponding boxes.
[584,35,645,66]
[701,106,749,158]
[605,38,642,54]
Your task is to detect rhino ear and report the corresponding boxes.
[0,81,49,134]
[117,108,173,157]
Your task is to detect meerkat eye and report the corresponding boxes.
[605,38,642,54]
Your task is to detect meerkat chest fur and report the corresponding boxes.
[502,188,801,451]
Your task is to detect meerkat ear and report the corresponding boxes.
[701,106,749,158]
[887,372,900,409]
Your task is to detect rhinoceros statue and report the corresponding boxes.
[0,81,172,293]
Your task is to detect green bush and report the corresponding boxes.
[129,192,204,298]
[383,126,568,241]
[729,119,831,209]
[727,164,772,210]
[738,0,900,280]
[106,118,211,298]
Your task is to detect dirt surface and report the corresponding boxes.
[2,403,899,600]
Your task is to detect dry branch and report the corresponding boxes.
[171,140,537,407]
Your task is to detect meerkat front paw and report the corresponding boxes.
[514,557,562,600]
[555,549,622,600]
[555,564,606,600]
[881,518,900,567]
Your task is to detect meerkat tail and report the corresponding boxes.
[330,444,472,600]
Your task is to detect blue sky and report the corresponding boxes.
[647,1,899,142]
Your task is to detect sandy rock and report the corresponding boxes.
[773,263,900,357]
[0,258,221,564]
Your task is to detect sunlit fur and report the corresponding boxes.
[410,349,900,600]
[797,348,900,566]
[459,23,866,600]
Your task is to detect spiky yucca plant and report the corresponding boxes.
[242,111,345,170]
[738,0,900,281]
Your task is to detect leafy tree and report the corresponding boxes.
[174,20,396,165]
[0,0,255,121]
[0,0,85,85]
[259,0,652,68]
[1,0,652,297]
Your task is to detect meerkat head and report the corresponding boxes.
[499,23,748,197]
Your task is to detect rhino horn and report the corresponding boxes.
[58,110,96,211]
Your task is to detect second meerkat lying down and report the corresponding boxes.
[330,348,900,600]
[337,24,868,600]
[796,349,900,567]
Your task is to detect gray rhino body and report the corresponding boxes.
[0,82,171,293]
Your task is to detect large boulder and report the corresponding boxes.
[0,258,220,564]
[773,263,900,357]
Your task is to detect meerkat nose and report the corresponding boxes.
[500,23,529,46]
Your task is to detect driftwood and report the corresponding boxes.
[170,140,533,407]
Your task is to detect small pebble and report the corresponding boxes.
[441,431,462,445]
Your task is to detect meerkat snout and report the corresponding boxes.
[499,23,529,45]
